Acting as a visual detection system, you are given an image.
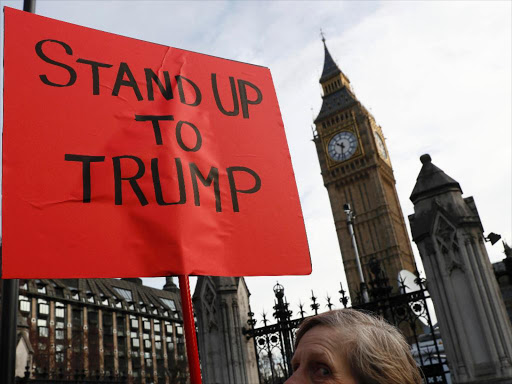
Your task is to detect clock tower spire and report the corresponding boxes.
[313,39,416,297]
[319,36,351,94]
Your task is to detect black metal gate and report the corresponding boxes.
[245,261,450,384]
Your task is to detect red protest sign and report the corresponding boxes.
[1,7,311,279]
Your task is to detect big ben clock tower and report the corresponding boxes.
[313,38,416,296]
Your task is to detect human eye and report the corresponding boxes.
[312,364,331,378]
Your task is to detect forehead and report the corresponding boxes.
[293,326,347,362]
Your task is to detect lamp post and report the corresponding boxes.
[273,282,293,376]
[343,203,369,303]
[484,232,501,245]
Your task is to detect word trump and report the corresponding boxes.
[64,154,260,212]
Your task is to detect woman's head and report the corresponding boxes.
[286,309,422,384]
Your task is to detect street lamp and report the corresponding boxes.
[485,232,502,245]
[343,203,369,303]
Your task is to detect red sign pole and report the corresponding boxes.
[178,275,202,384]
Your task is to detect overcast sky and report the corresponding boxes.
[1,0,510,324]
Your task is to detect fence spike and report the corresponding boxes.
[326,294,333,310]
[339,282,349,308]
[310,290,320,315]
[298,301,306,319]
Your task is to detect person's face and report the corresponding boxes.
[285,326,357,384]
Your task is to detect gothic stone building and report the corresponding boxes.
[12,277,187,383]
[312,38,416,295]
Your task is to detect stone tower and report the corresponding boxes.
[409,154,512,383]
[313,38,416,295]
[192,276,259,384]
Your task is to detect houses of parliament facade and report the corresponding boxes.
[9,277,187,384]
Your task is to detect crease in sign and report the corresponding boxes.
[158,46,179,75]
[25,198,79,210]
[157,46,187,106]
[98,83,115,96]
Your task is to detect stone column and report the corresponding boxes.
[112,312,119,375]
[83,307,89,375]
[66,304,72,375]
[150,318,158,383]
[157,320,167,383]
[220,298,236,383]
[49,301,55,377]
[98,309,104,376]
[125,314,133,383]
[409,154,512,384]
[193,276,259,384]
[161,320,169,384]
[138,316,145,384]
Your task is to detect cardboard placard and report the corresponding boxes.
[2,7,311,278]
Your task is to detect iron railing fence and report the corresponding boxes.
[244,259,450,384]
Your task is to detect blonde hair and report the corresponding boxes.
[294,309,422,384]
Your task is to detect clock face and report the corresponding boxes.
[374,132,388,159]
[327,131,358,162]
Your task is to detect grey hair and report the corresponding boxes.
[294,309,422,384]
